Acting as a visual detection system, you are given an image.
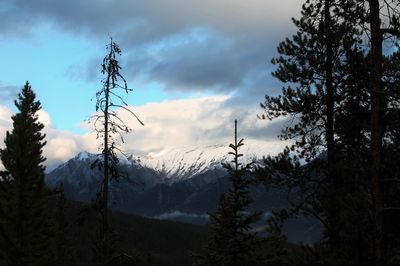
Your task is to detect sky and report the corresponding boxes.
[0,0,303,169]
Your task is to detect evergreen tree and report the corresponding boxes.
[0,81,52,265]
[260,0,400,264]
[198,120,262,266]
[356,1,400,264]
[381,51,400,264]
[261,215,289,266]
[259,0,375,263]
[52,184,75,266]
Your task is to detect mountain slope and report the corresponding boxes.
[45,143,322,243]
[66,201,209,266]
[135,140,277,183]
[45,142,286,218]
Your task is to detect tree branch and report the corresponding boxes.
[381,28,400,36]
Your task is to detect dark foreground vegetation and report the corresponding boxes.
[68,201,208,266]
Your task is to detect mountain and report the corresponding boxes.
[134,141,273,183]
[45,141,284,215]
[45,141,322,243]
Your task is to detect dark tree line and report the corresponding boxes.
[258,0,400,265]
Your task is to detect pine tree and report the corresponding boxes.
[52,184,75,266]
[259,0,375,263]
[262,0,400,265]
[260,0,400,264]
[198,120,262,266]
[360,1,400,264]
[0,81,52,265]
[380,51,400,264]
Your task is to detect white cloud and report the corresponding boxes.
[0,105,90,171]
[45,136,77,164]
[0,96,288,171]
[0,106,12,150]
[115,95,287,155]
[37,109,52,127]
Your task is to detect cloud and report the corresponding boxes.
[0,95,288,171]
[0,106,12,145]
[0,105,95,171]
[117,22,295,98]
[0,0,302,100]
[1,0,302,40]
[0,83,19,102]
[0,1,304,170]
[113,95,288,155]
[37,109,52,127]
[124,27,283,95]
[153,211,209,220]
[131,28,242,92]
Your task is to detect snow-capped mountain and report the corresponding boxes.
[48,139,278,186]
[44,141,322,243]
[127,139,282,183]
[45,140,281,214]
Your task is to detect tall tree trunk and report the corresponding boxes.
[324,0,338,250]
[368,0,385,265]
[17,178,23,266]
[102,69,110,265]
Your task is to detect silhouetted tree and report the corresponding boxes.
[260,0,400,264]
[52,184,75,266]
[358,1,400,264]
[260,0,375,263]
[91,38,143,265]
[0,81,52,265]
[198,120,262,266]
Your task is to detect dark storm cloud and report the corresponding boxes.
[0,0,301,98]
[119,29,286,103]
[1,0,133,38]
[6,0,300,39]
[123,28,247,92]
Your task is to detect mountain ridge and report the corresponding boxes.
[84,139,278,181]
[45,141,282,219]
[45,142,322,243]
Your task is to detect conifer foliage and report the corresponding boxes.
[259,0,400,264]
[52,185,75,266]
[0,81,52,265]
[199,120,261,266]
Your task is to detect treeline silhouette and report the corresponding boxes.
[255,0,400,265]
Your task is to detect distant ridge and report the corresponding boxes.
[45,141,322,244]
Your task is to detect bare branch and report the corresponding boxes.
[109,104,145,126]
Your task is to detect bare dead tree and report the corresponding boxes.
[91,37,143,265]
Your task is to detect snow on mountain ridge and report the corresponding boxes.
[75,151,95,160]
[68,139,285,183]
[131,139,283,182]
